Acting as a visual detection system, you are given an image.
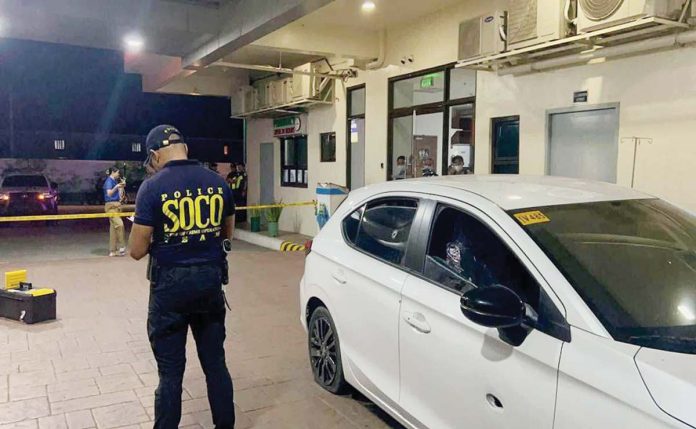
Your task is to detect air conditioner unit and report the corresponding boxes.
[254,80,272,108]
[458,11,506,60]
[507,0,576,50]
[231,85,255,116]
[292,63,319,100]
[282,78,294,103]
[577,0,686,33]
[269,80,285,106]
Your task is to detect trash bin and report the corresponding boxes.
[316,183,349,229]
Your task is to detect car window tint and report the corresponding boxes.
[424,206,540,308]
[342,207,363,245]
[353,199,418,265]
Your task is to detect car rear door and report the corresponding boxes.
[328,195,424,410]
[398,197,568,429]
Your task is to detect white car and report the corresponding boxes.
[300,175,696,429]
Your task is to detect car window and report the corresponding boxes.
[424,206,540,308]
[422,205,570,341]
[2,175,48,187]
[343,199,418,265]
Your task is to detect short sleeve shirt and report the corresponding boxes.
[103,177,121,202]
[134,160,236,265]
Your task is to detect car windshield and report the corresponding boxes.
[2,175,47,188]
[510,199,696,354]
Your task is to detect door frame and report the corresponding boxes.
[347,84,366,190]
[491,115,520,174]
[544,103,621,176]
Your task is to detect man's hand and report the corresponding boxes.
[129,224,153,260]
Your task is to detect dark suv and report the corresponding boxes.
[0,174,59,216]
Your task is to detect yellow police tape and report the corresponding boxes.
[0,201,316,223]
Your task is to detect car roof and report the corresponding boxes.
[359,175,652,210]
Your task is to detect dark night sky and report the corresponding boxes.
[0,38,242,141]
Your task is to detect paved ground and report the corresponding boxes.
[0,224,403,429]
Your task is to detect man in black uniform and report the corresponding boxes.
[129,125,235,429]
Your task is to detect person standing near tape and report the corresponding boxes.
[129,125,236,429]
[104,167,126,257]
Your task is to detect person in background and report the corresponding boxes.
[448,155,466,175]
[232,162,248,223]
[209,162,219,174]
[104,167,126,257]
[226,162,237,189]
[422,158,438,177]
[393,156,407,180]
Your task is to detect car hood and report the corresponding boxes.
[635,347,696,427]
[1,187,47,193]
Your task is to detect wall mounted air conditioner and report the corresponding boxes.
[269,80,285,106]
[507,0,576,50]
[577,0,686,33]
[458,11,506,61]
[292,63,318,100]
[231,85,255,116]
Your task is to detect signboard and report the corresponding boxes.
[273,116,304,137]
[350,119,359,143]
[420,76,434,89]
[573,90,588,103]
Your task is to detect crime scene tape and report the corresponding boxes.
[0,201,316,222]
[280,241,306,252]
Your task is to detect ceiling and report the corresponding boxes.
[298,0,467,31]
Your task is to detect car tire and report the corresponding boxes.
[308,306,350,394]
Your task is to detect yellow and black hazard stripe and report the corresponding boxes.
[280,241,306,252]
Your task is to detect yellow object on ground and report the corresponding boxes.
[27,289,56,297]
[280,241,306,252]
[4,270,27,290]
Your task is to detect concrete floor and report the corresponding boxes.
[0,223,403,429]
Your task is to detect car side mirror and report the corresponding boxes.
[460,285,526,329]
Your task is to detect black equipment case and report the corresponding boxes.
[0,289,57,324]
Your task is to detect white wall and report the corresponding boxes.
[246,82,347,236]
[245,0,696,237]
[475,46,696,210]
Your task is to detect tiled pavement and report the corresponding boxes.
[0,244,403,429]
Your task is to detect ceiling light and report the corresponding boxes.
[123,34,144,52]
[361,1,376,12]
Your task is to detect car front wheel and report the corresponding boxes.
[308,306,349,394]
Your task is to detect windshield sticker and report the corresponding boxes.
[514,210,550,226]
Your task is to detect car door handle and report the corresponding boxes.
[403,312,431,334]
[331,271,347,284]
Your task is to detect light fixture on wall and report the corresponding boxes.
[361,1,376,12]
[123,33,145,53]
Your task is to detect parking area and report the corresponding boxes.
[0,224,402,429]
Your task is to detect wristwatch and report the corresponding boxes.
[222,239,232,254]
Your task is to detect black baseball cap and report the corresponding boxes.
[144,125,185,167]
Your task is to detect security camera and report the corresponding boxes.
[401,57,407,65]
[408,56,414,63]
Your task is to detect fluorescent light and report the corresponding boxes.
[123,34,144,52]
[362,1,376,12]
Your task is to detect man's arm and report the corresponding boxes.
[105,181,124,197]
[224,215,235,241]
[129,224,153,260]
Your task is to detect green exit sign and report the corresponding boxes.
[420,76,434,88]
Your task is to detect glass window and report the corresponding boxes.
[391,116,413,180]
[350,199,418,265]
[320,132,336,162]
[424,206,541,309]
[447,104,474,175]
[281,135,308,188]
[342,207,363,245]
[514,199,696,353]
[393,73,445,109]
[449,68,476,100]
[349,87,366,117]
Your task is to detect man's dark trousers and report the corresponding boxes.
[148,264,235,429]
